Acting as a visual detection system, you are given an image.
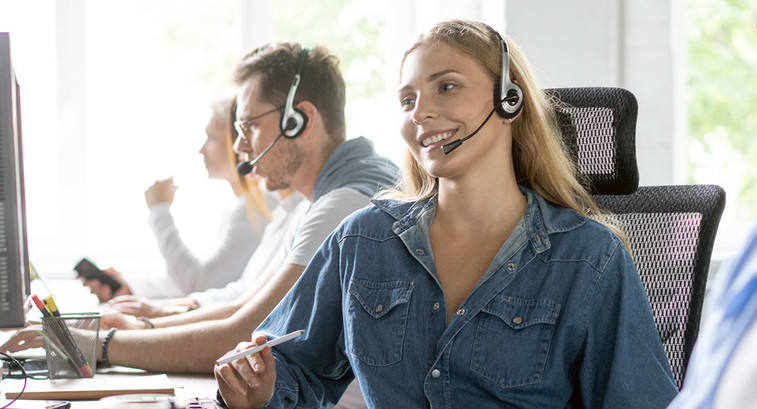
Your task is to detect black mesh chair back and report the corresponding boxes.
[547,87,726,388]
[594,185,725,388]
[546,87,639,195]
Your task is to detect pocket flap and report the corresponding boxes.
[481,295,560,330]
[348,279,413,319]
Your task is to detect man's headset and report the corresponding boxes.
[237,47,310,175]
[442,27,524,154]
[280,47,310,138]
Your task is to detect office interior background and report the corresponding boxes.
[0,0,755,282]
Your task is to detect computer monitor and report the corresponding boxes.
[0,32,31,328]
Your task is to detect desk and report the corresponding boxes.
[2,277,220,407]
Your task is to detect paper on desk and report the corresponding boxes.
[2,373,174,400]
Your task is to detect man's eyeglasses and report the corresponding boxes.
[234,106,281,137]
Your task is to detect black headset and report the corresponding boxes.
[280,47,310,138]
[491,30,523,119]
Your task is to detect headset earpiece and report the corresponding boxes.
[283,107,308,137]
[281,48,310,138]
[492,32,523,119]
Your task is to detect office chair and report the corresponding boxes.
[548,87,726,388]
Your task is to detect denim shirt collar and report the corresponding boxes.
[370,185,586,257]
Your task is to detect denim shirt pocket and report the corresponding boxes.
[470,295,560,388]
[347,278,413,366]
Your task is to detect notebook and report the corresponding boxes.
[2,373,174,400]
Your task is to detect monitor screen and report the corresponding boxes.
[0,31,31,329]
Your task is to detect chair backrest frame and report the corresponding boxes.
[594,184,726,388]
[546,87,639,195]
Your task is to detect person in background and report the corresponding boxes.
[2,41,398,373]
[82,97,273,308]
[2,41,394,409]
[101,97,308,320]
[214,19,678,409]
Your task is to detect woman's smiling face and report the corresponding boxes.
[398,42,500,178]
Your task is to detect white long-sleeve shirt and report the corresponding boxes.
[189,192,306,306]
[131,195,270,297]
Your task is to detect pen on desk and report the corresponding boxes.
[215,330,305,366]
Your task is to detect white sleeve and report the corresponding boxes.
[126,270,187,299]
[285,188,371,267]
[146,197,267,295]
[189,194,305,306]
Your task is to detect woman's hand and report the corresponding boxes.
[144,177,177,209]
[108,295,168,318]
[107,295,196,318]
[100,309,147,330]
[214,334,277,409]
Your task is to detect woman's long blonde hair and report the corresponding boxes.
[211,96,271,229]
[386,20,629,248]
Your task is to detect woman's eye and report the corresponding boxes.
[401,96,415,108]
[440,83,455,92]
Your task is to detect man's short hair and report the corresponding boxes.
[233,42,346,141]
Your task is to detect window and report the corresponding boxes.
[686,0,757,262]
[0,0,501,276]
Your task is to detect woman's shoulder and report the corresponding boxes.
[531,191,622,245]
[534,196,629,270]
[335,197,419,236]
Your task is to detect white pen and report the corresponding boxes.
[215,329,305,366]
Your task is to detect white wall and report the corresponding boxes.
[506,0,683,186]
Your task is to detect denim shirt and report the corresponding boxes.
[257,187,678,409]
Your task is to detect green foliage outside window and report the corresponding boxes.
[275,0,386,102]
[687,0,757,220]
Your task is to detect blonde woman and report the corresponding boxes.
[214,20,677,408]
[84,97,274,310]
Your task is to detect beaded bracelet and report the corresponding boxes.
[136,316,155,329]
[101,327,117,368]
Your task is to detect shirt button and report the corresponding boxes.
[507,262,516,271]
[432,302,440,311]
[431,369,441,378]
[456,308,465,316]
[415,248,425,256]
[512,316,523,325]
[375,304,383,313]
